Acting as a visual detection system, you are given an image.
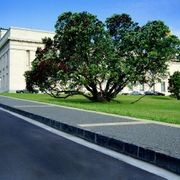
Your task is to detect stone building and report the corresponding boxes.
[0,27,54,92]
[121,61,180,95]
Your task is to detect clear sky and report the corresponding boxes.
[1,0,180,37]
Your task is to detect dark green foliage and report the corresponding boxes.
[168,71,180,100]
[25,12,180,102]
[24,71,34,92]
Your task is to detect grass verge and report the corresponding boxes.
[1,93,180,125]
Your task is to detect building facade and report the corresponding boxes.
[0,27,54,92]
[121,61,180,95]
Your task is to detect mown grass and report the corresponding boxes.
[1,93,180,124]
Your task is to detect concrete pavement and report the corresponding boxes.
[0,96,179,174]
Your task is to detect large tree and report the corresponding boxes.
[26,12,180,102]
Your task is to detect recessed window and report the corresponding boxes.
[161,82,166,92]
[140,84,144,91]
[26,50,31,67]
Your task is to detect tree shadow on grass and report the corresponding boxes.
[48,96,92,105]
[149,96,172,100]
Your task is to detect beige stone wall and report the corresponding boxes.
[10,27,54,43]
[0,43,10,92]
[8,41,44,92]
[0,27,55,92]
[122,61,180,95]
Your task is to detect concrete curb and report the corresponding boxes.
[0,103,180,175]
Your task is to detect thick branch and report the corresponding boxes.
[131,83,155,104]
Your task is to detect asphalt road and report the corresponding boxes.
[0,109,165,180]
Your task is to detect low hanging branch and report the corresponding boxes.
[46,90,80,98]
[131,94,146,104]
[131,83,154,104]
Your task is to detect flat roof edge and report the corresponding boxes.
[10,26,55,34]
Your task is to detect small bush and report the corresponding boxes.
[168,71,180,100]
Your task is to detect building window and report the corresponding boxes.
[2,75,5,88]
[6,73,8,88]
[161,82,166,92]
[140,84,144,91]
[0,77,1,89]
[26,50,31,67]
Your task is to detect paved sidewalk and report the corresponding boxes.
[0,96,180,174]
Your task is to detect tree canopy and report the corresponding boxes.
[168,71,180,100]
[25,12,180,102]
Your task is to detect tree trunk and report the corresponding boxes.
[91,92,112,102]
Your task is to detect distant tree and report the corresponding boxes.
[168,71,180,100]
[25,12,180,102]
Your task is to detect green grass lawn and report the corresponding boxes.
[1,93,180,124]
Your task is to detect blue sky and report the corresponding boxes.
[1,0,180,37]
